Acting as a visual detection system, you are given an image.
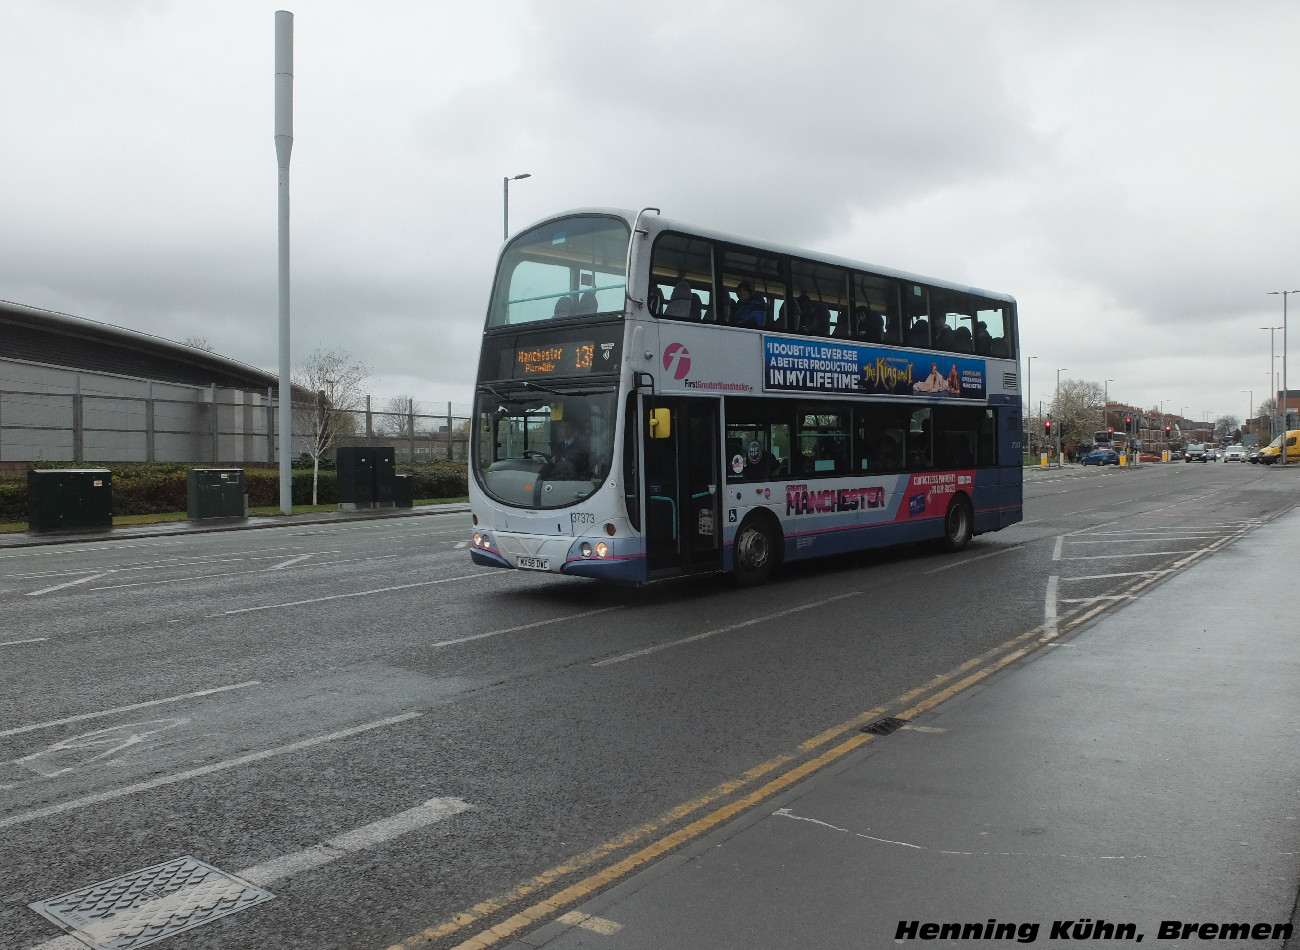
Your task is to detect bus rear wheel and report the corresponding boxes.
[939,495,973,553]
[732,516,778,587]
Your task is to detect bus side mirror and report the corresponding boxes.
[649,408,671,439]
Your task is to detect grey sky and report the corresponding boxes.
[1,0,1296,425]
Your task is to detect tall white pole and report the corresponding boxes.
[275,11,294,514]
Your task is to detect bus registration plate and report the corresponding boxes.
[517,556,550,571]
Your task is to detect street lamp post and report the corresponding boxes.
[1260,325,1282,444]
[503,172,532,240]
[1025,355,1035,457]
[1268,290,1300,464]
[1056,368,1066,466]
[1241,390,1252,440]
[1103,378,1114,439]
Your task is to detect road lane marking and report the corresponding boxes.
[1051,537,1064,561]
[0,712,420,830]
[27,798,473,950]
[25,573,111,596]
[0,681,261,738]
[0,637,48,648]
[268,554,314,570]
[592,593,861,667]
[91,553,399,590]
[1061,571,1160,582]
[1060,550,1203,559]
[217,573,495,614]
[1043,575,1059,640]
[429,607,624,649]
[239,796,473,886]
[922,543,1023,575]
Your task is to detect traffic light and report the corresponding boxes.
[1107,427,1113,436]
[1045,419,1052,435]
[1165,425,1171,435]
[1125,416,1132,432]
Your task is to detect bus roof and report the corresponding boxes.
[509,207,1017,306]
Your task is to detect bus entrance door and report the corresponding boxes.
[644,397,722,575]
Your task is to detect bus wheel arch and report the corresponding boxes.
[731,510,783,587]
[939,492,974,553]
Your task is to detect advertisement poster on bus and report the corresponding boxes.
[762,336,986,400]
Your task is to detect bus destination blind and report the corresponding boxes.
[510,340,596,378]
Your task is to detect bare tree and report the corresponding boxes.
[1049,378,1106,451]
[184,335,216,353]
[293,348,369,504]
[1214,414,1239,440]
[379,395,422,441]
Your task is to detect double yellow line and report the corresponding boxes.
[391,524,1261,950]
[391,624,1053,950]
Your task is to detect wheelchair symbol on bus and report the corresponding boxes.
[728,508,738,523]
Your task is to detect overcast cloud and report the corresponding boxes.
[1,0,1297,424]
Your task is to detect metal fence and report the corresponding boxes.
[0,376,470,467]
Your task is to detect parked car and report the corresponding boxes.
[1248,447,1260,463]
[1222,445,1247,462]
[1082,447,1121,466]
[1139,452,1160,462]
[1169,450,1184,461]
[1184,442,1208,462]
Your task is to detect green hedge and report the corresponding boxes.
[0,461,469,522]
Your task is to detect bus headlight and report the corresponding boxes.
[594,542,609,558]
[473,533,485,548]
[580,542,592,558]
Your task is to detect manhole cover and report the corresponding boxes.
[30,855,273,949]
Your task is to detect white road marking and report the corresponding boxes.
[0,681,261,739]
[217,573,494,615]
[25,573,111,596]
[1042,575,1059,641]
[1061,571,1160,582]
[1051,536,1064,561]
[27,796,473,950]
[454,541,469,549]
[923,544,1023,575]
[429,607,624,649]
[1060,550,1203,560]
[1062,535,1225,544]
[1060,595,1136,604]
[92,554,399,591]
[239,796,473,886]
[0,712,421,831]
[0,637,48,648]
[268,554,314,570]
[593,593,861,667]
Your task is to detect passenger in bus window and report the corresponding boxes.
[974,320,992,355]
[932,313,955,350]
[731,281,767,328]
[805,302,831,336]
[854,306,884,343]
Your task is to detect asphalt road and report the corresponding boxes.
[1,460,1295,950]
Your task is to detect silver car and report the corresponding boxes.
[1222,445,1247,462]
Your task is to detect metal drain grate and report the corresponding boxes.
[862,716,908,736]
[29,855,274,950]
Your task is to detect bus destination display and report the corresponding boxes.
[514,340,596,377]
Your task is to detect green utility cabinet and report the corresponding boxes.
[187,469,246,520]
[27,469,113,532]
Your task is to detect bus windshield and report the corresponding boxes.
[473,387,617,510]
[487,216,630,328]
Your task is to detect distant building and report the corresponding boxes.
[1,299,279,467]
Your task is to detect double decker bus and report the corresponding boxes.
[469,208,1022,585]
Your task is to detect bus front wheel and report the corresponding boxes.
[939,495,973,553]
[732,516,778,587]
